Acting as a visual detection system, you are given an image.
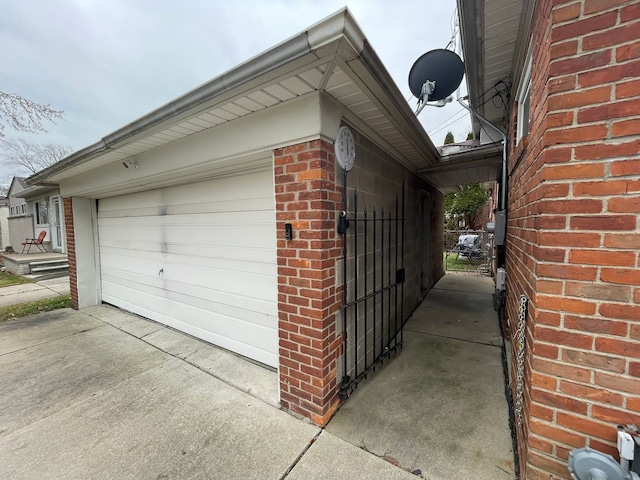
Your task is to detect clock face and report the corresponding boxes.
[335,126,355,171]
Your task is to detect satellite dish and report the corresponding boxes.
[568,447,636,480]
[408,49,464,115]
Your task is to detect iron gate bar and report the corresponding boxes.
[353,189,359,380]
[339,183,406,400]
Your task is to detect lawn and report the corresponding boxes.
[0,271,34,288]
[444,251,487,272]
[0,295,73,322]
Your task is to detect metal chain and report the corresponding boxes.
[514,294,528,429]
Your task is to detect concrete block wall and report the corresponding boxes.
[344,130,442,302]
[339,128,443,383]
[504,0,640,478]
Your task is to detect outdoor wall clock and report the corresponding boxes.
[334,125,356,171]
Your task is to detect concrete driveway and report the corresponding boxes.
[0,306,417,480]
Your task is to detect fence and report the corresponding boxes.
[444,229,493,275]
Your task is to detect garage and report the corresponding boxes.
[97,169,279,367]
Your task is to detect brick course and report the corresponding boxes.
[504,0,640,478]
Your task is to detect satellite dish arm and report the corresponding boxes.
[415,80,436,115]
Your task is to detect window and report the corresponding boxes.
[10,206,15,216]
[20,203,26,214]
[36,201,49,224]
[516,54,532,142]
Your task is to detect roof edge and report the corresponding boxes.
[29,8,366,186]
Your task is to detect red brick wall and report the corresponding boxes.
[504,1,640,478]
[63,197,79,309]
[273,139,344,426]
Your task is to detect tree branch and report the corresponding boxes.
[0,91,64,137]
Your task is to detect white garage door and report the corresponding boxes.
[97,169,278,367]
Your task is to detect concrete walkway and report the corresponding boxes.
[0,276,70,307]
[326,274,515,479]
[0,273,513,479]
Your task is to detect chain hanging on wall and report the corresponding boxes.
[514,294,528,429]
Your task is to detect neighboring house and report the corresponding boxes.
[6,176,66,253]
[27,10,498,426]
[19,184,66,253]
[458,0,639,478]
[0,196,9,250]
[7,177,33,252]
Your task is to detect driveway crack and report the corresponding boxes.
[279,429,322,479]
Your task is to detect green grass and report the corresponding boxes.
[444,251,486,271]
[444,253,470,270]
[0,295,72,322]
[0,271,34,288]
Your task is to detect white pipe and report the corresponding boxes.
[457,98,507,210]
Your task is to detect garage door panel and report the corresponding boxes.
[98,222,276,250]
[98,197,273,218]
[99,171,273,213]
[101,271,277,328]
[102,284,277,367]
[98,169,278,367]
[99,242,274,264]
[100,254,276,303]
[98,209,274,227]
[100,246,275,276]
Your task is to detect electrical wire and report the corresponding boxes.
[428,108,469,136]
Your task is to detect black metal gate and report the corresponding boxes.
[338,183,406,399]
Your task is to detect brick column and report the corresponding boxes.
[273,138,344,425]
[63,197,79,309]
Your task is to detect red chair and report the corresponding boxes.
[21,231,47,254]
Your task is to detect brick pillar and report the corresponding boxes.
[63,197,79,309]
[273,138,344,425]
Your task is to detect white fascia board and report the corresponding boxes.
[59,93,327,198]
[307,7,364,58]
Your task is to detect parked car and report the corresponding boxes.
[452,234,484,259]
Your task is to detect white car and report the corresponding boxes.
[453,234,484,259]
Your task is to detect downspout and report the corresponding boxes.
[456,97,507,210]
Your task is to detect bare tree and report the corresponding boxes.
[0,91,64,137]
[0,137,72,174]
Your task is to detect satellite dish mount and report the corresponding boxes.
[408,49,465,116]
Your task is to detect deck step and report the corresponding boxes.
[30,264,69,273]
[29,259,69,267]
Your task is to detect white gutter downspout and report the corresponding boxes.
[457,97,507,210]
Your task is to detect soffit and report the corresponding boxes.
[459,0,524,130]
[422,143,502,193]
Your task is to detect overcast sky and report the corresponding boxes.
[1,0,470,184]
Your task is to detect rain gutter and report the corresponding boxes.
[28,8,366,186]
